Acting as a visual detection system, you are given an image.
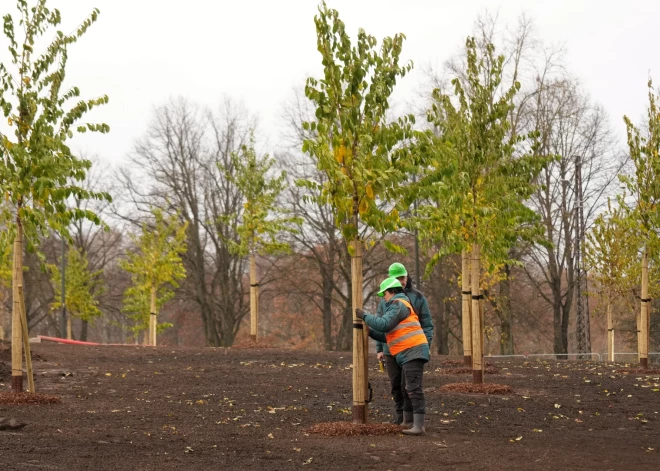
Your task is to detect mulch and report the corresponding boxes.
[439,382,514,395]
[0,392,61,405]
[307,422,404,437]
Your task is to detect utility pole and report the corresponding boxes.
[574,154,591,358]
[60,236,67,339]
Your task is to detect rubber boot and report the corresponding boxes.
[389,411,403,425]
[402,413,425,436]
[401,411,414,428]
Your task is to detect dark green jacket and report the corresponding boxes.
[364,292,430,365]
[375,287,434,355]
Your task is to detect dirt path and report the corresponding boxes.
[0,343,658,470]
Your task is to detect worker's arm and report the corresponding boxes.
[368,329,387,343]
[375,300,386,353]
[363,301,407,333]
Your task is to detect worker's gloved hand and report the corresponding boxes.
[355,308,366,319]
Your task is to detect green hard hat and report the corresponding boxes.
[388,262,408,278]
[378,276,403,297]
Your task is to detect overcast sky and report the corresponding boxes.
[23,0,660,164]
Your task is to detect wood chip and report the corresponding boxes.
[307,422,403,436]
[0,392,61,405]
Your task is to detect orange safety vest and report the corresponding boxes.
[385,298,428,356]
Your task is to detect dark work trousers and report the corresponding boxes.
[384,354,404,412]
[401,359,426,414]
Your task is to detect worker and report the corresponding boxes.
[375,263,434,427]
[356,276,429,436]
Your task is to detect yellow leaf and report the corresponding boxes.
[358,198,369,215]
[365,184,374,199]
[335,145,346,164]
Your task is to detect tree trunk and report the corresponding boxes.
[321,246,336,351]
[190,223,221,347]
[11,217,24,392]
[640,251,649,368]
[552,289,568,360]
[646,299,651,357]
[219,324,237,347]
[17,285,34,393]
[351,239,367,424]
[322,274,333,351]
[204,305,221,347]
[461,250,472,366]
[607,301,614,362]
[436,291,450,356]
[149,285,157,346]
[561,303,570,355]
[471,244,483,384]
[66,313,73,340]
[336,303,353,351]
[249,252,258,343]
[80,319,89,342]
[499,264,514,355]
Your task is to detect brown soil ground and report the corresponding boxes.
[0,343,658,470]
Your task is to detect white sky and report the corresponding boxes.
[24,0,660,163]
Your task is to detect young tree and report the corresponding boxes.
[619,79,660,368]
[585,199,648,362]
[280,90,393,352]
[421,37,546,383]
[228,136,299,342]
[302,2,416,422]
[0,1,110,392]
[49,247,103,339]
[121,209,187,346]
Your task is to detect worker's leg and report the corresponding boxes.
[384,354,404,424]
[401,359,425,435]
[399,358,414,426]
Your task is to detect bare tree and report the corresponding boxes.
[524,78,623,355]
[116,97,254,346]
[68,157,124,341]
